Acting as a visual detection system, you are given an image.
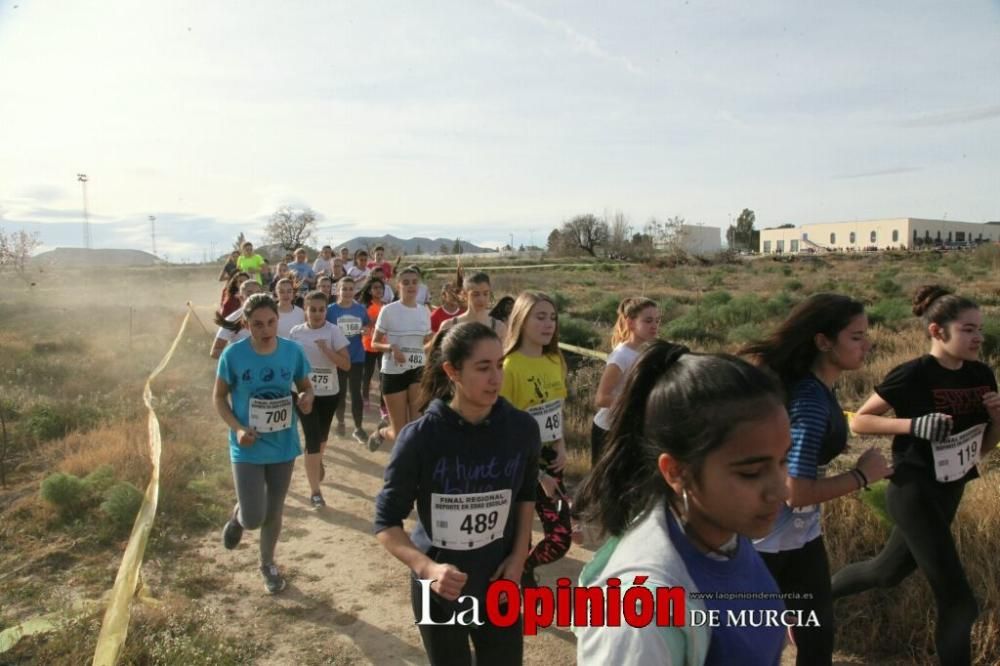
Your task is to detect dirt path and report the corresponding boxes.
[193,407,587,666]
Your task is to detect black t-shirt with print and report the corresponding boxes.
[875,355,996,483]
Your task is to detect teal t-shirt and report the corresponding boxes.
[217,337,310,464]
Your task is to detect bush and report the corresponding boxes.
[40,472,90,521]
[18,403,99,443]
[764,291,796,318]
[101,482,143,533]
[559,317,601,349]
[551,291,572,312]
[785,279,803,292]
[982,318,1000,359]
[701,291,732,308]
[867,298,911,328]
[781,265,793,277]
[727,323,765,345]
[875,276,902,296]
[663,313,722,344]
[583,295,622,324]
[82,465,117,494]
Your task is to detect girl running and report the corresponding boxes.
[359,277,386,402]
[368,267,433,451]
[313,245,336,277]
[236,241,267,285]
[326,277,372,443]
[439,271,507,341]
[740,294,891,666]
[574,342,790,665]
[374,322,540,666]
[290,291,351,508]
[317,275,334,304]
[220,271,250,318]
[831,286,1000,665]
[274,278,306,338]
[499,291,571,586]
[591,297,660,466]
[430,282,465,332]
[210,279,263,359]
[215,292,315,593]
[346,249,371,281]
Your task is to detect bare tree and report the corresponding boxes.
[644,216,689,255]
[233,232,247,251]
[264,207,318,252]
[0,227,41,286]
[561,214,609,257]
[607,210,632,257]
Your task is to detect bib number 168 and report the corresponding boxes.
[460,511,498,535]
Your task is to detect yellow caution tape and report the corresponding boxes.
[186,301,212,336]
[92,309,191,666]
[0,615,60,653]
[558,342,608,361]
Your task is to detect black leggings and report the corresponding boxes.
[760,535,833,666]
[297,393,339,453]
[363,351,382,399]
[410,577,522,666]
[831,474,976,666]
[335,363,365,428]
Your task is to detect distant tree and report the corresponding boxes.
[546,229,563,254]
[518,244,525,252]
[414,243,422,255]
[726,208,757,251]
[607,210,632,256]
[777,223,795,229]
[0,227,41,286]
[233,232,247,251]
[452,239,462,255]
[264,207,318,253]
[645,216,689,254]
[561,214,609,257]
[439,243,450,255]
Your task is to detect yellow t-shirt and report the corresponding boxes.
[501,351,567,443]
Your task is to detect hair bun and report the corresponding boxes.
[912,285,952,317]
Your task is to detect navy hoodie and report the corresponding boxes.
[374,397,540,604]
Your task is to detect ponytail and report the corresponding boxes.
[610,297,658,347]
[417,322,501,413]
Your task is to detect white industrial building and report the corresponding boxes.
[758,218,999,254]
[655,224,722,255]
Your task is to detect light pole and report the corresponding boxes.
[77,173,90,249]
[149,215,157,256]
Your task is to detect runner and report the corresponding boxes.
[366,245,393,280]
[831,286,1000,665]
[369,266,395,302]
[740,294,892,666]
[210,279,263,359]
[313,245,336,277]
[574,342,789,665]
[218,249,241,282]
[591,297,660,465]
[359,277,386,402]
[339,246,351,265]
[430,282,465,332]
[317,275,334,304]
[220,271,250,318]
[215,292,314,594]
[290,290,351,508]
[412,266,433,308]
[440,271,507,341]
[368,266,433,451]
[331,256,346,283]
[268,261,289,294]
[326,277,371,443]
[287,247,317,292]
[274,278,306,338]
[499,291,571,586]
[236,241,267,285]
[374,321,540,666]
[346,249,371,281]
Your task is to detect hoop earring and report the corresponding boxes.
[681,488,690,523]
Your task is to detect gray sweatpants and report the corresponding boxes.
[231,460,295,566]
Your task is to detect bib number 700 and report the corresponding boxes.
[460,511,499,535]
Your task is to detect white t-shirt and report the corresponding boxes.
[593,343,642,430]
[289,322,349,396]
[278,306,306,339]
[375,301,432,375]
[214,307,250,344]
[346,265,370,281]
[415,283,431,306]
[313,257,335,275]
[382,282,395,302]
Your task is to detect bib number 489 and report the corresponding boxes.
[460,511,498,535]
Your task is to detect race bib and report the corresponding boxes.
[430,490,511,551]
[527,399,563,442]
[931,423,986,482]
[397,346,425,371]
[249,395,293,433]
[337,316,363,338]
[309,368,336,396]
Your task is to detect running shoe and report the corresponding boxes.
[222,506,243,550]
[310,493,326,509]
[353,427,368,445]
[377,415,389,431]
[335,422,347,437]
[367,429,385,452]
[260,563,286,594]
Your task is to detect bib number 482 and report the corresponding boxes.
[460,511,498,535]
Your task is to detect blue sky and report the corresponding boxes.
[1,1,998,261]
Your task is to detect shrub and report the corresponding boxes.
[982,318,1000,359]
[101,482,143,533]
[559,317,601,349]
[18,403,99,443]
[875,276,902,296]
[701,291,732,308]
[551,291,572,312]
[82,465,117,494]
[867,298,911,328]
[707,273,724,287]
[663,313,722,344]
[785,279,803,292]
[583,295,622,324]
[727,323,765,345]
[40,472,90,521]
[764,291,796,318]
[781,265,793,277]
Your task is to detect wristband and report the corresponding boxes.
[855,467,869,489]
[850,469,864,491]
